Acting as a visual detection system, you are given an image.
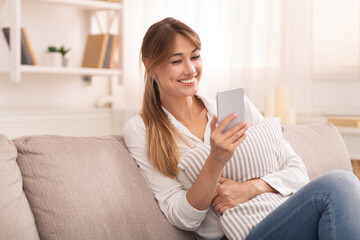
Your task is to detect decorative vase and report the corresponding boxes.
[62,57,69,67]
[42,52,62,67]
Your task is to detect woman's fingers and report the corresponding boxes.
[226,123,248,145]
[219,206,230,214]
[223,121,247,140]
[218,177,227,184]
[232,133,247,147]
[212,180,233,214]
[210,115,217,133]
[209,115,248,164]
[216,114,238,133]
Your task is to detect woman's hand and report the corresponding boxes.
[186,114,248,211]
[209,114,248,167]
[212,177,278,214]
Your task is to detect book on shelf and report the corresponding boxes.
[327,117,360,128]
[108,34,119,68]
[103,34,113,68]
[21,28,38,65]
[82,33,119,69]
[2,27,37,65]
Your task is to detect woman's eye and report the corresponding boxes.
[171,60,182,64]
[191,55,201,60]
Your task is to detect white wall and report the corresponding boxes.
[0,2,115,137]
[1,1,359,139]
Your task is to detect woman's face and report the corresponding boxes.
[152,34,202,103]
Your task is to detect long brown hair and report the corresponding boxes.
[140,17,201,178]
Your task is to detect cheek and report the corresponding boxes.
[196,61,203,72]
[154,67,178,85]
[153,66,169,81]
[196,63,203,78]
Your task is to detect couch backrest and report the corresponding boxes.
[13,135,195,240]
[283,123,352,180]
[0,134,39,240]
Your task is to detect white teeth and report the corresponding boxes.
[179,78,196,84]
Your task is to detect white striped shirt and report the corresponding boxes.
[123,94,309,240]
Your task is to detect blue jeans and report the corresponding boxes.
[244,170,360,240]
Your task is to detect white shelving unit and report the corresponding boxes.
[0,0,123,82]
[21,65,122,76]
[31,0,122,10]
[0,0,124,137]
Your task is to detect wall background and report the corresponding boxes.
[0,0,359,138]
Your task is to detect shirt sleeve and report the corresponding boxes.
[261,139,310,196]
[244,95,310,196]
[123,116,208,231]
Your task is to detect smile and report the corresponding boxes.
[178,77,196,84]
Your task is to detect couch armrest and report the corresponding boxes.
[283,123,352,180]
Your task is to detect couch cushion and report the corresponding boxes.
[283,123,352,180]
[0,134,39,240]
[13,135,195,240]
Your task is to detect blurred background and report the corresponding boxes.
[0,0,359,140]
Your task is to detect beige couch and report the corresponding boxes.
[0,123,353,240]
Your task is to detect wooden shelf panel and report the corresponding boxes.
[28,0,122,10]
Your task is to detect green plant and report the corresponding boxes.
[48,45,70,57]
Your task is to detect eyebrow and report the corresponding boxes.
[172,48,200,56]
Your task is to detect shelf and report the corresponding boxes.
[26,0,122,10]
[337,127,360,136]
[0,65,122,77]
[1,0,123,82]
[20,65,122,76]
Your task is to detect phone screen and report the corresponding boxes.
[216,87,244,132]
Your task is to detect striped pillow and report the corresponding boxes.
[177,118,290,240]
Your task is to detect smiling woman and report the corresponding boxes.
[123,17,360,240]
[139,17,206,177]
[153,35,202,104]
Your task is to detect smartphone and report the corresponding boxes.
[216,87,245,132]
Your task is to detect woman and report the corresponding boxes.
[123,17,360,240]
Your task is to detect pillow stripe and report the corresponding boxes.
[178,118,289,240]
[233,149,241,180]
[222,214,241,240]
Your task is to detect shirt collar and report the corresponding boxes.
[161,94,215,143]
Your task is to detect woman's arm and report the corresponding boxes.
[261,139,310,196]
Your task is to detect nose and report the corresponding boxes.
[184,59,196,75]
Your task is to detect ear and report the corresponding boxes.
[142,58,157,80]
[142,58,148,69]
